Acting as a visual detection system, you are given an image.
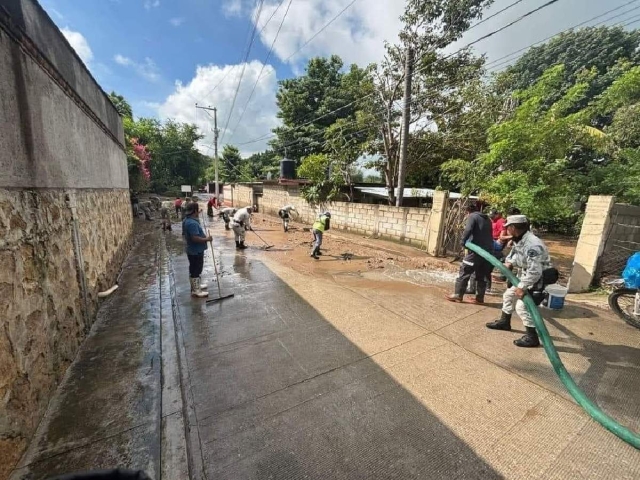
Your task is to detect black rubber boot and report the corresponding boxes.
[310,247,319,259]
[238,241,247,250]
[235,241,241,249]
[486,312,512,331]
[514,327,540,348]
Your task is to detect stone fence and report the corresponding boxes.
[1,1,131,475]
[226,183,448,255]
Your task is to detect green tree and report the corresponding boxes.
[297,153,339,205]
[271,56,372,162]
[220,145,246,183]
[366,0,494,204]
[108,91,133,119]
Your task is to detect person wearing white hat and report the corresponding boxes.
[486,214,554,348]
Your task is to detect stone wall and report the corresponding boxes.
[0,1,131,476]
[258,184,441,249]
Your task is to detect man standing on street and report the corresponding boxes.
[310,211,331,260]
[174,197,183,218]
[232,206,253,250]
[446,204,493,304]
[182,202,211,298]
[486,215,554,348]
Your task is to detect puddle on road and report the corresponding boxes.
[383,268,458,286]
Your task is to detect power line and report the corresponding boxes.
[484,1,640,72]
[239,0,565,147]
[198,0,285,104]
[468,0,527,30]
[218,0,267,147]
[230,0,295,136]
[284,0,358,62]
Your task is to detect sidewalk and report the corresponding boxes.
[10,222,188,480]
[167,215,640,479]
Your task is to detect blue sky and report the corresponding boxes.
[41,0,639,156]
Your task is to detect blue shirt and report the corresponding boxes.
[182,217,207,255]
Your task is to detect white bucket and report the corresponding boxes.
[545,284,568,310]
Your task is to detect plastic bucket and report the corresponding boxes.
[546,284,568,310]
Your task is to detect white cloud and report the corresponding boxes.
[144,0,160,10]
[170,17,185,27]
[222,0,243,18]
[254,0,405,67]
[61,28,93,64]
[114,54,161,82]
[157,61,280,156]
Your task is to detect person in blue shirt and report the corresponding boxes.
[182,202,212,298]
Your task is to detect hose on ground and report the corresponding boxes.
[466,241,640,449]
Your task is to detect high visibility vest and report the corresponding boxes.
[313,215,329,232]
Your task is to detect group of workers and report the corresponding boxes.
[447,204,558,348]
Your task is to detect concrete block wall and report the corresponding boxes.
[234,184,254,209]
[259,184,438,249]
[0,2,131,476]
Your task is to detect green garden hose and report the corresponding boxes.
[466,241,640,449]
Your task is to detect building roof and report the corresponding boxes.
[354,187,475,200]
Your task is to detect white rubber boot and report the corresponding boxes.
[191,277,208,298]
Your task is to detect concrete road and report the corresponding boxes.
[168,216,640,480]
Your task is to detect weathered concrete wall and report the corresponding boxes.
[568,196,640,291]
[233,184,254,209]
[0,1,131,476]
[259,184,437,249]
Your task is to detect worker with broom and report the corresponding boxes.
[278,205,297,232]
[231,206,253,250]
[219,207,236,230]
[182,202,211,298]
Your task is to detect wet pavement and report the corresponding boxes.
[169,213,640,479]
[12,211,640,479]
[10,220,187,480]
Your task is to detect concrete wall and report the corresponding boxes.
[0,1,131,476]
[234,184,254,209]
[568,196,640,292]
[257,184,445,250]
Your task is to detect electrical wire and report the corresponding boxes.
[230,0,295,136]
[218,0,267,147]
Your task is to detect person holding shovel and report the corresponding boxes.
[278,205,297,232]
[310,211,331,260]
[182,202,211,298]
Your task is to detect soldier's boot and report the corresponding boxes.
[486,312,512,331]
[238,241,247,250]
[191,278,208,298]
[235,241,241,249]
[310,247,320,260]
[514,327,540,348]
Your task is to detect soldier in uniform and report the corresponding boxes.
[278,205,297,232]
[486,215,555,348]
[139,200,153,221]
[231,206,253,250]
[219,207,237,230]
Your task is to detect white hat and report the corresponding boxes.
[504,214,528,227]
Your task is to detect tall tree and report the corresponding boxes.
[271,56,372,162]
[220,145,245,183]
[363,0,494,204]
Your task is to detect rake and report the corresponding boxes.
[251,229,274,250]
[205,228,235,304]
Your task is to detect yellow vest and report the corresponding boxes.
[313,215,328,232]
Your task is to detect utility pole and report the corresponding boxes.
[196,104,220,200]
[396,47,414,207]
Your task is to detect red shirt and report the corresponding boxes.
[174,199,183,207]
[492,217,505,240]
[208,198,216,207]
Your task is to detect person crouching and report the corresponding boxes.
[181,202,211,298]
